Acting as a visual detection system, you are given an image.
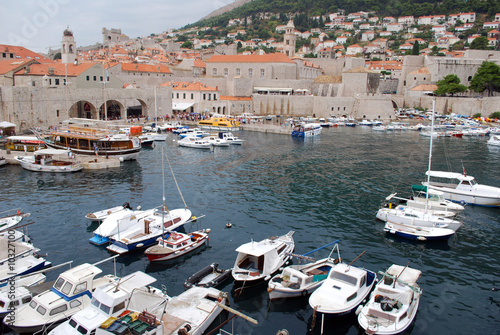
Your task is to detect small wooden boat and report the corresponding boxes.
[14,148,82,173]
[144,229,210,262]
[184,263,232,289]
[357,264,422,335]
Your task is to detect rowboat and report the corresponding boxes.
[144,229,210,262]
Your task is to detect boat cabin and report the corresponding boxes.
[426,171,477,190]
[327,263,373,303]
[234,239,289,277]
[6,136,45,152]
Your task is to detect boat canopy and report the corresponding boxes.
[235,240,278,257]
[34,148,70,156]
[425,171,475,182]
[386,264,421,286]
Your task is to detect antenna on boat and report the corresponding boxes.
[425,100,436,214]
[394,262,410,288]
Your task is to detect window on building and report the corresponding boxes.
[190,93,193,99]
[86,76,89,81]
[49,79,52,85]
[260,69,265,77]
[208,94,211,101]
[183,93,186,99]
[57,110,60,117]
[249,68,253,77]
[213,68,217,76]
[93,76,97,81]
[172,93,174,98]
[214,94,217,101]
[100,76,103,82]
[176,93,179,99]
[224,68,228,76]
[203,93,206,100]
[55,78,60,85]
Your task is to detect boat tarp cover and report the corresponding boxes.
[0,239,33,261]
[34,148,70,156]
[425,171,475,182]
[411,184,427,193]
[386,264,421,286]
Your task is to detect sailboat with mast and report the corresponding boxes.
[106,148,193,254]
[382,101,462,241]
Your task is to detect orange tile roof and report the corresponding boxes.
[194,59,206,68]
[121,63,172,74]
[219,96,252,101]
[206,53,295,64]
[411,84,437,91]
[14,62,97,76]
[409,67,430,75]
[0,59,34,75]
[0,44,53,63]
[161,81,218,91]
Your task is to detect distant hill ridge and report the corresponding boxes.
[200,0,252,21]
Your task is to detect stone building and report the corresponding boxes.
[283,20,297,58]
[161,81,225,115]
[102,28,130,48]
[107,63,173,87]
[61,27,77,64]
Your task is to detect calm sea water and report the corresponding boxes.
[1,127,499,335]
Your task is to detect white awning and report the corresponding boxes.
[172,102,195,111]
[34,148,70,156]
[0,121,16,128]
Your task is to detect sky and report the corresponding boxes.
[0,0,238,53]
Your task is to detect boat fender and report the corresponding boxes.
[355,305,363,315]
[276,330,289,335]
[334,257,341,264]
[226,223,232,228]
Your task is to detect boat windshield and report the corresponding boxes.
[330,271,357,286]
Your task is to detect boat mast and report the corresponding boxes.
[425,100,436,213]
[161,147,166,247]
[154,87,158,123]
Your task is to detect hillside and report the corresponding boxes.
[188,0,498,29]
[199,0,252,21]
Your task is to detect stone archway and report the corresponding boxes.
[99,100,125,121]
[69,101,97,119]
[391,100,399,110]
[126,99,148,120]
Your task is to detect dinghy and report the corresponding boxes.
[384,221,455,241]
[184,263,232,289]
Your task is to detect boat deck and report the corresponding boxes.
[0,150,120,170]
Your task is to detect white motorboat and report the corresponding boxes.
[487,135,500,147]
[4,262,116,334]
[48,271,170,335]
[106,207,193,254]
[372,126,387,132]
[219,132,244,145]
[157,121,183,132]
[232,231,295,286]
[423,171,500,207]
[267,241,341,300]
[385,190,464,214]
[206,135,230,147]
[291,123,322,137]
[0,276,50,320]
[89,207,152,245]
[94,286,228,335]
[0,209,30,232]
[376,206,462,231]
[138,133,155,148]
[85,202,136,222]
[0,157,6,167]
[177,136,212,149]
[179,128,209,139]
[145,229,210,262]
[358,264,422,335]
[309,261,377,316]
[384,221,456,241]
[14,148,83,172]
[0,253,51,287]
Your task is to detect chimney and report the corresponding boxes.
[24,66,30,74]
[48,67,55,75]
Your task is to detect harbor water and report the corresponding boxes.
[1,127,499,334]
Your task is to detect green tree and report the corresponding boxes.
[181,41,192,49]
[469,61,500,97]
[434,74,468,96]
[489,111,500,119]
[53,52,61,60]
[470,36,489,50]
[412,42,420,55]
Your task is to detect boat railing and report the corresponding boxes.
[0,208,24,217]
[378,271,422,293]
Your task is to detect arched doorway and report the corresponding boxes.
[69,101,97,119]
[99,100,124,120]
[127,99,147,120]
[391,100,399,110]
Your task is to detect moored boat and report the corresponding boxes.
[198,117,239,131]
[376,206,462,231]
[32,126,141,161]
[0,209,30,232]
[85,202,135,222]
[384,221,455,241]
[219,132,243,145]
[267,241,342,300]
[14,148,82,173]
[423,170,500,207]
[357,264,422,335]
[144,229,210,262]
[184,263,232,289]
[487,134,500,147]
[232,231,295,286]
[309,261,377,317]
[291,123,322,137]
[177,136,212,149]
